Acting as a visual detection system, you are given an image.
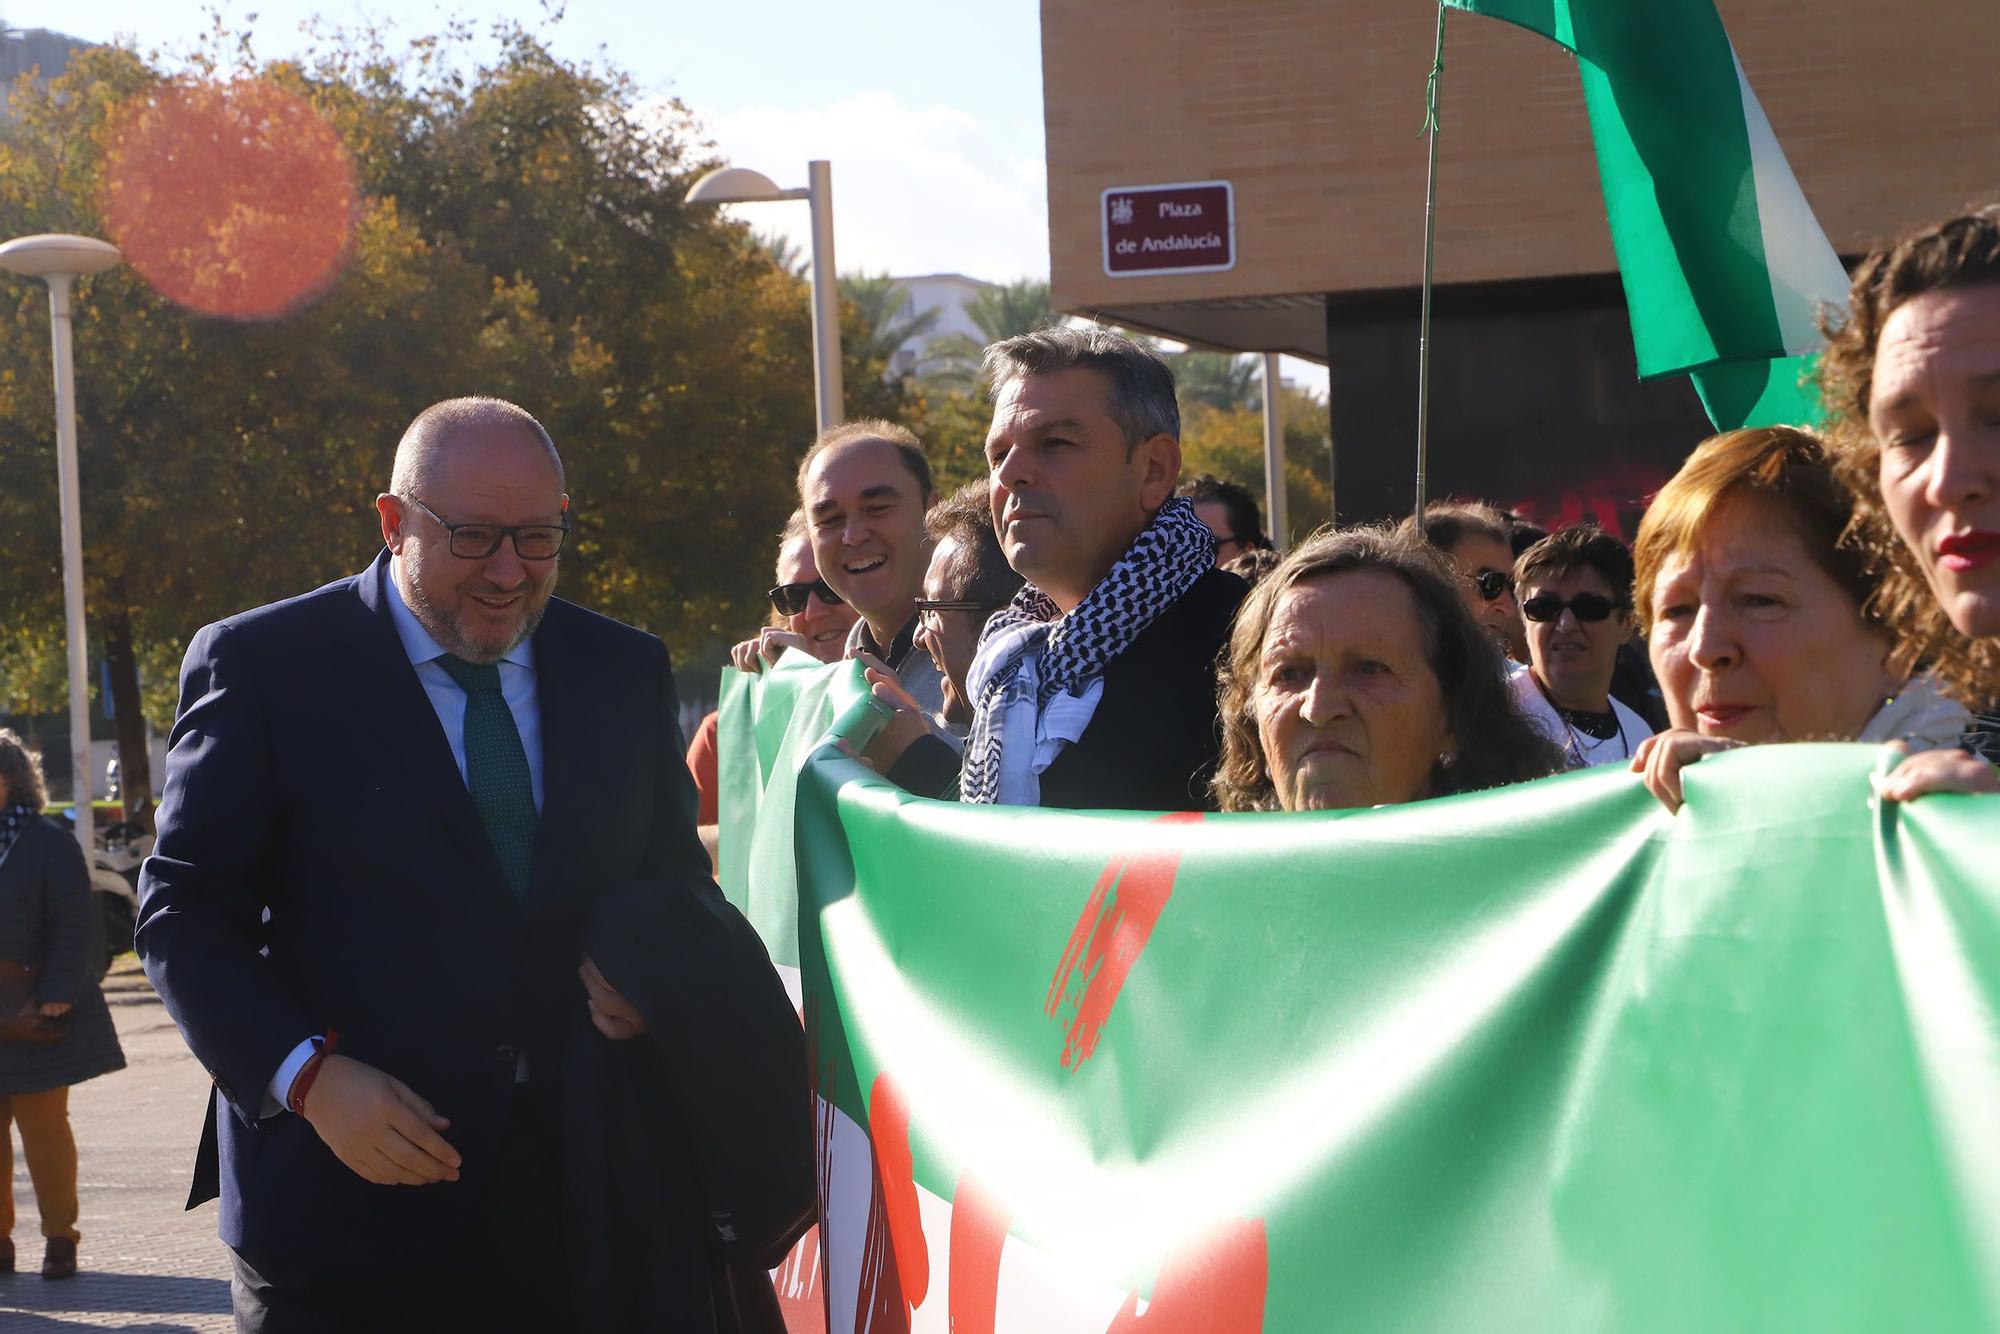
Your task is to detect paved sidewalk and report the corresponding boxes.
[2,957,231,1332]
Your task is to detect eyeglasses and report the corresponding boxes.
[1464,569,1515,602]
[1521,592,1623,623]
[768,578,845,616]
[408,498,568,560]
[913,597,1000,629]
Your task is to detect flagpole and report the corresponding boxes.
[1414,3,1446,526]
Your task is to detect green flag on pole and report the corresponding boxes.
[1443,0,1847,429]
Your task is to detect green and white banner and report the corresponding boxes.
[721,658,2000,1332]
[1443,0,1849,429]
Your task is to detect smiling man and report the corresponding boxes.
[797,420,946,716]
[1507,524,1654,767]
[137,398,808,1331]
[876,327,1246,810]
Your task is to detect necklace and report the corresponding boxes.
[1538,681,1628,768]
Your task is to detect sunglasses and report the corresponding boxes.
[767,578,845,616]
[1465,569,1515,602]
[1521,592,1623,623]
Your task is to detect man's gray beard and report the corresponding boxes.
[405,564,557,664]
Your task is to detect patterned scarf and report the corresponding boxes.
[959,497,1215,805]
[0,802,37,867]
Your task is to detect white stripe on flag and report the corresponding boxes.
[1733,46,1850,353]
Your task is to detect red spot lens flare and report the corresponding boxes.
[101,79,357,321]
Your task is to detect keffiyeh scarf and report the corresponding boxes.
[959,496,1215,805]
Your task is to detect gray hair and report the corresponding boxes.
[390,397,564,497]
[982,325,1180,454]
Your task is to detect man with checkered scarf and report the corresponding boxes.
[870,327,1247,810]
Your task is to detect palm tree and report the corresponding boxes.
[965,278,1054,343]
[1171,351,1261,412]
[839,273,941,380]
[753,229,808,280]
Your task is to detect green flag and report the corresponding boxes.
[784,720,2000,1331]
[1444,0,1848,429]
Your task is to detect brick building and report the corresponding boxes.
[1037,0,2000,530]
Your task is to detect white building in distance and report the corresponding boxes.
[887,272,996,379]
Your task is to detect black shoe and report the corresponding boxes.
[41,1236,76,1280]
[0,1234,14,1273]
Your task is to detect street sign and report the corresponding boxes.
[1101,180,1235,278]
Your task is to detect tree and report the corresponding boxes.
[837,273,938,381]
[965,277,1052,343]
[1178,384,1335,546]
[0,24,852,814]
[1170,351,1261,412]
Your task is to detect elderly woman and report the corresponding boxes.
[1214,526,1562,812]
[1819,204,2000,800]
[1627,427,1971,810]
[0,731,125,1280]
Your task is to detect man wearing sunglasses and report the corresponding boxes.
[138,398,808,1331]
[1507,524,1654,768]
[1402,500,1530,663]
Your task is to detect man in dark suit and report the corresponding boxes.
[137,398,805,1331]
[872,328,1246,811]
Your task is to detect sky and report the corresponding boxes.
[13,1,1326,385]
[16,0,1051,280]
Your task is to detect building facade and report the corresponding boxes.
[1039,0,2000,530]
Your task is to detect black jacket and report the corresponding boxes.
[137,551,810,1323]
[890,568,1247,811]
[0,815,125,1095]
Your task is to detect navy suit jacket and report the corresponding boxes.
[137,551,741,1269]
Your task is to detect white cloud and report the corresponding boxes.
[692,90,1049,284]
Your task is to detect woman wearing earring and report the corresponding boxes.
[1627,428,1970,811]
[1212,525,1562,813]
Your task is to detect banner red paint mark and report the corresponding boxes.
[1046,812,1204,1070]
[856,1075,928,1332]
[1104,1217,1269,1333]
[773,1225,827,1333]
[946,1173,1012,1334]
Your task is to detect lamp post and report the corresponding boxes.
[686,160,844,433]
[0,234,122,856]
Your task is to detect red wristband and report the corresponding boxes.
[286,1029,340,1117]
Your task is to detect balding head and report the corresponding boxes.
[391,397,565,499]
[377,397,569,663]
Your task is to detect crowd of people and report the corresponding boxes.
[0,202,1965,1330]
[704,203,1998,840]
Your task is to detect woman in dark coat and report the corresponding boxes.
[0,729,125,1279]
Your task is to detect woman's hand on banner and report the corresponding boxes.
[1631,729,1742,814]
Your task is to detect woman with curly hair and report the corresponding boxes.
[1817,204,2000,800]
[1213,525,1562,812]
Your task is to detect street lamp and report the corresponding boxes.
[686,161,844,433]
[0,234,122,857]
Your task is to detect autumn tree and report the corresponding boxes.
[0,22,896,814]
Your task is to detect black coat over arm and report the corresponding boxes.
[136,550,810,1325]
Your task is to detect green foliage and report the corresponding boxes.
[964,278,1052,343]
[1170,350,1262,412]
[0,24,860,726]
[1179,384,1334,545]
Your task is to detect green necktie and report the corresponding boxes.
[436,654,536,899]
